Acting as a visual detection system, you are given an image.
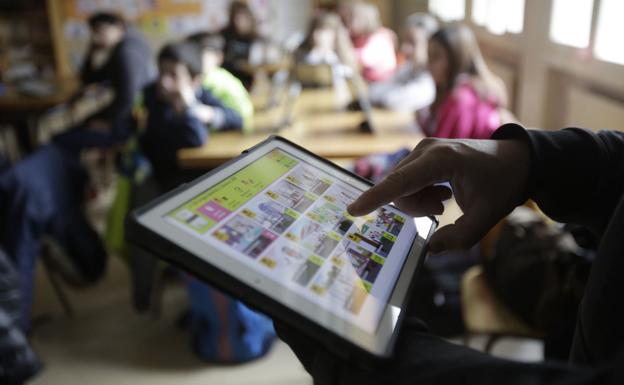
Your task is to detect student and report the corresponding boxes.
[130,45,274,364]
[187,32,254,133]
[221,1,260,89]
[369,13,438,112]
[296,12,357,95]
[419,23,507,139]
[340,1,397,83]
[55,12,155,152]
[353,24,507,182]
[139,42,242,189]
[277,123,624,384]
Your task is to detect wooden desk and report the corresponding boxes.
[179,88,423,169]
[0,78,79,112]
[0,78,79,156]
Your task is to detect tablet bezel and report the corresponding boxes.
[127,135,437,362]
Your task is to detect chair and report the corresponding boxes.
[461,203,547,352]
[461,265,542,352]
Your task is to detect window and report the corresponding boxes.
[471,0,525,35]
[594,0,624,65]
[549,0,594,48]
[429,0,466,22]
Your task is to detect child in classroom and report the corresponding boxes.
[138,41,242,190]
[187,32,254,133]
[55,12,155,153]
[369,13,438,112]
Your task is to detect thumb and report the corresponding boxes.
[429,210,498,254]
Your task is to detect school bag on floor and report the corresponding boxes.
[186,277,276,363]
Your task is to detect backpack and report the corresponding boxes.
[483,207,593,359]
[186,277,276,363]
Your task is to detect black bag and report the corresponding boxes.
[407,247,481,337]
[484,207,593,359]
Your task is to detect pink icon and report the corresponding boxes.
[198,201,232,222]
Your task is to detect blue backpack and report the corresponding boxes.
[186,278,276,363]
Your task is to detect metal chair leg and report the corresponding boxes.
[41,249,74,318]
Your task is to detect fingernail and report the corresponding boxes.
[347,203,359,216]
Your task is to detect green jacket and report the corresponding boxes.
[203,67,254,133]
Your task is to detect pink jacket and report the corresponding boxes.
[352,28,397,83]
[419,81,501,139]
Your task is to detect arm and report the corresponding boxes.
[95,43,145,133]
[373,72,436,112]
[277,320,610,385]
[79,45,99,85]
[196,90,244,132]
[493,124,624,235]
[346,123,624,252]
[174,109,210,148]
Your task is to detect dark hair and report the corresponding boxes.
[88,12,125,29]
[430,24,507,108]
[299,11,358,70]
[157,42,204,78]
[224,1,257,38]
[186,32,225,52]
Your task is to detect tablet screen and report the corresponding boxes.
[164,148,420,333]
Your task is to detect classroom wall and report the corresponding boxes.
[392,0,428,30]
[466,0,624,131]
[56,0,312,75]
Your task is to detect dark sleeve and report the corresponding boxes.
[97,42,144,130]
[277,319,616,385]
[174,110,210,147]
[79,45,104,85]
[492,123,624,235]
[198,90,244,131]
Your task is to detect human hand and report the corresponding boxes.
[348,136,531,253]
[170,76,199,113]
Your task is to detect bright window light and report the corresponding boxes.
[594,0,624,65]
[471,0,525,35]
[429,0,466,22]
[549,0,594,48]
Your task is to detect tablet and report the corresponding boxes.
[127,136,437,362]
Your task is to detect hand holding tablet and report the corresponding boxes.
[127,136,437,362]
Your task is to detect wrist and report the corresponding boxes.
[492,123,534,203]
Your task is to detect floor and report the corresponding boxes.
[29,257,312,385]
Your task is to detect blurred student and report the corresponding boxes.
[296,12,357,96]
[187,32,254,133]
[56,12,155,152]
[139,42,242,189]
[354,24,507,181]
[419,23,507,139]
[369,13,438,112]
[221,1,260,89]
[130,45,274,364]
[340,1,397,83]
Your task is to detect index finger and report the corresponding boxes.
[347,154,446,216]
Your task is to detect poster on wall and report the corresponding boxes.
[63,0,265,33]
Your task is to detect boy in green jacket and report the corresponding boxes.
[188,32,255,133]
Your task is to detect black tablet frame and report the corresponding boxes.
[126,135,437,366]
